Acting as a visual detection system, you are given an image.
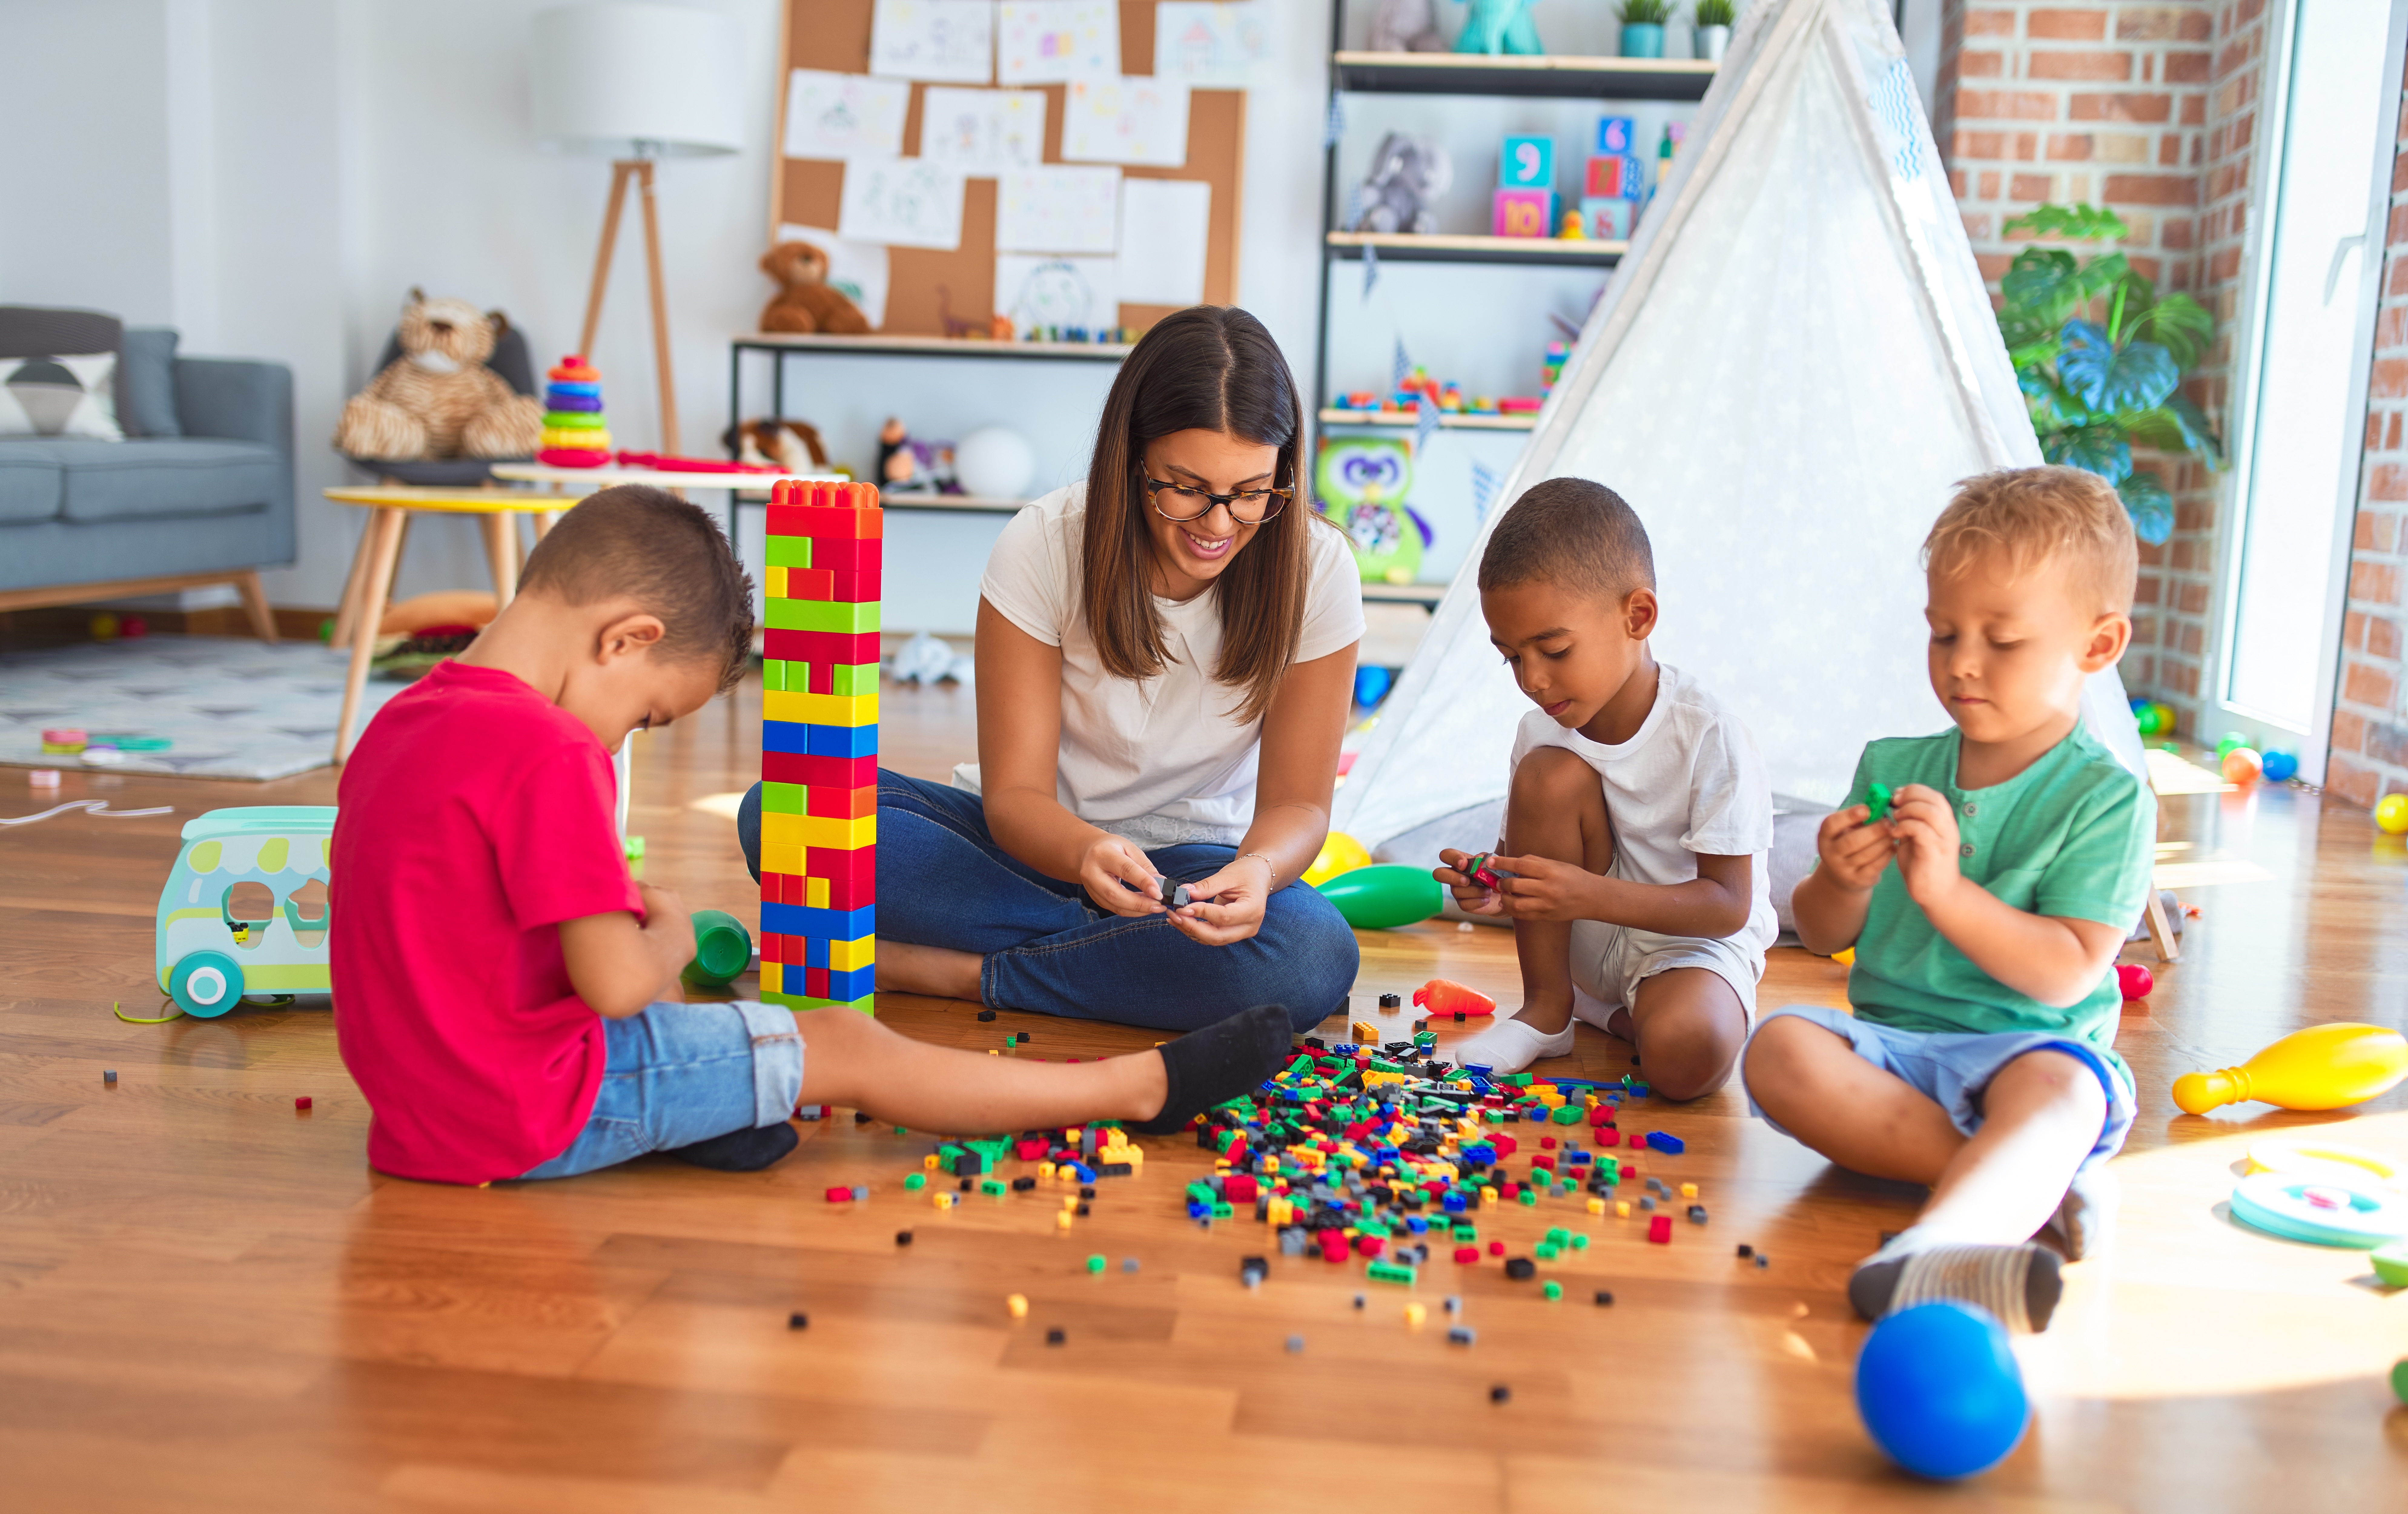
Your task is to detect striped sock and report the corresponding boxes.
[1848,1235,2064,1333]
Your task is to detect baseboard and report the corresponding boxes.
[0,603,336,644]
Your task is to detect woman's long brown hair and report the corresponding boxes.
[1081,306,1327,724]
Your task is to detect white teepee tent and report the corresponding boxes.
[1331,0,2144,852]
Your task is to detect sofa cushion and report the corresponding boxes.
[0,306,127,422]
[121,327,182,437]
[43,438,280,523]
[0,441,63,523]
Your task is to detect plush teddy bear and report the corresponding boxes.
[723,417,829,472]
[1350,132,1454,236]
[759,242,872,335]
[333,290,543,460]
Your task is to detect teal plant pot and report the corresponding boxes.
[1620,22,1665,58]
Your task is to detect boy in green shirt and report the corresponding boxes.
[1744,467,2155,1334]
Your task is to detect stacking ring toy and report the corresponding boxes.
[2229,1172,2408,1248]
[2242,1138,2400,1189]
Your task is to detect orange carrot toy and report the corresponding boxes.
[1412,978,1497,1017]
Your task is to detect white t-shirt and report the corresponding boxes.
[978,481,1365,846]
[1507,662,1778,958]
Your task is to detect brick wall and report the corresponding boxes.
[2327,49,2408,807]
[1935,1,2262,735]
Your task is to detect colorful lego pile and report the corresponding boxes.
[536,355,610,467]
[1172,1009,1744,1283]
[757,480,882,1011]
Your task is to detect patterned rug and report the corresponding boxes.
[0,636,404,780]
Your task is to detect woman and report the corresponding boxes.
[741,307,1362,1032]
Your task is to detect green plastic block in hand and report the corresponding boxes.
[1865,782,1893,823]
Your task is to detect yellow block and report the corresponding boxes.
[829,934,875,971]
[763,810,876,851]
[806,876,829,908]
[1586,1197,1606,1215]
[767,565,788,599]
[759,961,782,993]
[763,689,879,728]
[761,842,803,876]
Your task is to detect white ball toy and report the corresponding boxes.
[954,425,1036,501]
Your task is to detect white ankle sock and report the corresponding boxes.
[1449,1011,1576,1074]
[2041,1167,2119,1261]
[1570,985,1621,1033]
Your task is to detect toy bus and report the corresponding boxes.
[154,806,336,1016]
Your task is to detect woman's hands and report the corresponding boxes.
[1083,837,1272,944]
[1081,833,1167,917]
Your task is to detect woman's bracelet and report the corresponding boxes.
[1237,850,1278,887]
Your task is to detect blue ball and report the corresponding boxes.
[2261,749,2299,783]
[1353,665,1396,709]
[1855,1301,2029,1480]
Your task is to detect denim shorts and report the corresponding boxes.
[518,999,804,1179]
[1746,1005,2137,1171]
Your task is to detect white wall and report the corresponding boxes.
[0,0,1341,633]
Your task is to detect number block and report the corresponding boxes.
[1499,134,1554,189]
[1492,188,1556,238]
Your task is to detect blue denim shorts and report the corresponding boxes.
[518,1000,804,1179]
[1746,1005,2137,1170]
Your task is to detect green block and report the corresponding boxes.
[1355,1217,1390,1238]
[1500,1073,1533,1088]
[1211,1201,1235,1219]
[762,658,790,692]
[1186,1181,1216,1206]
[832,660,879,695]
[1366,1261,1417,1285]
[1543,1281,1563,1301]
[1451,1223,1477,1242]
[980,1178,1007,1197]
[1570,1233,1589,1250]
[1481,1109,1503,1123]
[763,991,876,1015]
[766,535,814,568]
[766,597,880,634]
[1518,1189,1537,1207]
[1545,1227,1570,1245]
[762,781,805,814]
[903,1172,926,1190]
[968,1138,1013,1161]
[1550,1105,1583,1126]
[1086,1254,1106,1273]
[1534,1242,1559,1261]
[1600,1165,1621,1185]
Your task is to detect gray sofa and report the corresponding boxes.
[0,305,293,631]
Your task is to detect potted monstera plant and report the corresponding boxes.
[1996,203,2222,544]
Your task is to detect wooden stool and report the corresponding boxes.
[322,485,577,762]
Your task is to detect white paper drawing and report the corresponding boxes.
[869,0,995,84]
[838,159,969,250]
[783,70,911,160]
[994,254,1120,338]
[995,165,1120,253]
[918,87,1047,175]
[1116,178,1211,306]
[1062,76,1190,167]
[996,1,1117,84]
[1153,3,1270,87]
[774,223,892,328]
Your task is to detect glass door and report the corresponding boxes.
[2214,0,2407,776]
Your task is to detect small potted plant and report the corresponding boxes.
[1694,0,1735,61]
[1618,0,1672,58]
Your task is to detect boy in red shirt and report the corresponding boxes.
[332,485,1292,1184]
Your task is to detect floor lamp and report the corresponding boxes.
[530,2,739,457]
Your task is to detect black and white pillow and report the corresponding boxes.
[0,352,123,439]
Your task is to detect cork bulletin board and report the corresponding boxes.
[767,1,1245,338]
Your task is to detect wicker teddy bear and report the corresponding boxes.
[333,290,543,460]
[759,242,872,335]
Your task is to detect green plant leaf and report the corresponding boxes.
[2127,292,2214,372]
[2006,337,2063,371]
[1615,0,1675,22]
[2118,470,2174,545]
[2159,391,2225,466]
[2001,249,2082,325]
[2002,203,2129,242]
[1694,0,1736,25]
[2045,425,2133,485]
[2058,322,2179,414]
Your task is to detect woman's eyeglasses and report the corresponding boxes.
[1143,475,1292,525]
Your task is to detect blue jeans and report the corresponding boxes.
[518,1000,804,1179]
[737,773,1357,1033]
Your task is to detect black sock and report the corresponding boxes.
[666,1121,799,1172]
[1130,1003,1293,1135]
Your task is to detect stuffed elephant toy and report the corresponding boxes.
[1370,0,1446,51]
[1349,131,1455,236]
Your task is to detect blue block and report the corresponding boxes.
[1500,133,1555,188]
[1597,115,1634,154]
[808,722,878,758]
[761,901,876,940]
[805,935,830,969]
[762,719,810,754]
[826,964,875,1000]
[1646,1131,1685,1154]
[1442,1192,1467,1214]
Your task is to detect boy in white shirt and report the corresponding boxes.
[1435,478,1776,1092]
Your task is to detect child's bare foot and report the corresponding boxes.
[874,939,982,1001]
[1450,992,1576,1073]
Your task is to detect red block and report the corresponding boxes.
[767,502,883,540]
[788,567,835,601]
[1588,1104,1616,1126]
[805,967,830,999]
[808,845,876,889]
[1597,1129,1620,1146]
[807,784,877,819]
[763,628,881,666]
[810,537,880,572]
[761,870,802,904]
[1354,1234,1385,1258]
[1490,1134,1518,1158]
[1453,1245,1480,1264]
[1319,1232,1350,1263]
[808,660,834,695]
[827,567,882,602]
[1487,1240,1505,1256]
[762,751,878,788]
[825,1185,854,1203]
[1539,1136,1557,1150]
[1647,1215,1672,1245]
[1014,1137,1047,1161]
[1532,1154,1556,1171]
[1223,1173,1259,1204]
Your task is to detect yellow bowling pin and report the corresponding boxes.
[2172,1023,2408,1115]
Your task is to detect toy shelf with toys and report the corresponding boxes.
[1325,230,1628,267]
[1331,50,1717,101]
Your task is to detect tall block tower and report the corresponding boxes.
[757,479,881,1013]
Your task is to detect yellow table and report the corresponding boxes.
[322,485,580,762]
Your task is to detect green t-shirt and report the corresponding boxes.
[1842,722,2155,1066]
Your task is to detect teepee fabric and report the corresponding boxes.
[1331,0,2143,850]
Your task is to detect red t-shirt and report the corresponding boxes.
[330,660,640,1183]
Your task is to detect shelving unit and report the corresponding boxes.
[1325,230,1628,267]
[1318,407,1537,431]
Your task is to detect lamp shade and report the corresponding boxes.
[531,3,740,157]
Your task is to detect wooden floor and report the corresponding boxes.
[3,651,2406,1510]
